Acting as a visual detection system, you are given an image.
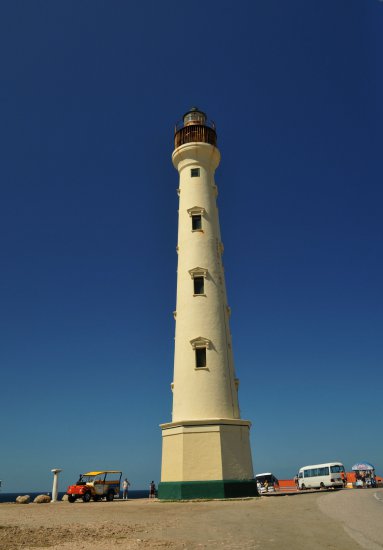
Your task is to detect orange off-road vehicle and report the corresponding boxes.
[66,471,122,503]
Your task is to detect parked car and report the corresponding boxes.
[66,471,122,503]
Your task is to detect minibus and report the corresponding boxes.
[298,462,345,490]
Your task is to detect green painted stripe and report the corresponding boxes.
[158,479,259,500]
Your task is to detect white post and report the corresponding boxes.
[51,469,63,502]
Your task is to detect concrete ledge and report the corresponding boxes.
[160,418,252,430]
[158,479,259,500]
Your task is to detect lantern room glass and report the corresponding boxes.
[183,109,206,127]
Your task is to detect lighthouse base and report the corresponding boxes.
[159,419,257,500]
[158,479,258,500]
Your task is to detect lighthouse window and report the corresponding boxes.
[195,348,207,368]
[191,168,200,178]
[193,276,204,295]
[192,214,202,230]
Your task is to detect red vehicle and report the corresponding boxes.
[66,471,122,503]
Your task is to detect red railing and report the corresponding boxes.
[174,124,217,149]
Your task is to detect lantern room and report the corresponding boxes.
[174,107,217,149]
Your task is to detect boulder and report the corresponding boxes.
[33,494,51,503]
[16,495,30,504]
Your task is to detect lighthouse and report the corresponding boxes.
[158,108,257,500]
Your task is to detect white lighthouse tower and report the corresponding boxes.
[158,108,257,500]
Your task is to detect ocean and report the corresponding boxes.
[0,490,148,503]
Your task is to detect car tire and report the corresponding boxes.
[68,495,76,503]
[106,491,114,502]
[83,492,91,503]
[93,495,101,502]
[301,484,306,491]
[320,482,325,489]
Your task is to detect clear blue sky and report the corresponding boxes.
[1,0,382,492]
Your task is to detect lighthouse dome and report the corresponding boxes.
[183,107,207,126]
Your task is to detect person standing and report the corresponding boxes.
[122,478,130,500]
[341,471,346,487]
[149,480,156,499]
[294,475,299,490]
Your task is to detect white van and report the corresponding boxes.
[298,462,345,490]
[255,473,279,493]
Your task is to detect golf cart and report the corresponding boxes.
[66,471,122,503]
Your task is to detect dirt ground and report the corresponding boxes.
[1,489,382,550]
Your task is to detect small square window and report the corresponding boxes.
[195,348,206,368]
[192,214,202,230]
[191,168,200,178]
[193,276,204,295]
